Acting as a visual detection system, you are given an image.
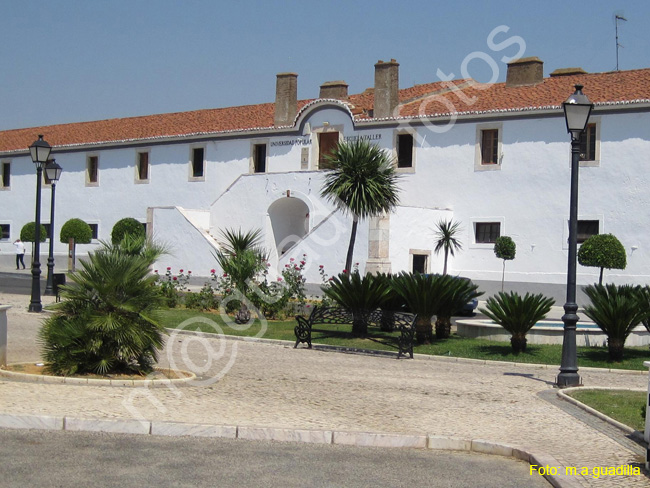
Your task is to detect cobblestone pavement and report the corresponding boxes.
[1,292,649,487]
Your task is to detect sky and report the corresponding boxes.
[1,0,649,131]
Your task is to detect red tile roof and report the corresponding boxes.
[2,68,649,154]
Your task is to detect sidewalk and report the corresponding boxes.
[0,291,647,487]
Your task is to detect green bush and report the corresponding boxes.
[434,277,482,339]
[39,239,167,376]
[583,284,648,362]
[481,292,555,354]
[111,217,145,245]
[60,218,93,244]
[494,236,516,260]
[578,234,626,285]
[20,222,47,243]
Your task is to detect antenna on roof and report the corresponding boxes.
[615,13,627,71]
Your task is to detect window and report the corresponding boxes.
[191,147,205,178]
[412,254,428,274]
[580,124,596,162]
[1,162,10,188]
[475,222,500,244]
[481,129,499,165]
[88,224,99,240]
[87,156,99,185]
[253,143,267,173]
[397,133,414,169]
[136,151,149,182]
[318,131,339,169]
[0,224,9,241]
[43,223,52,241]
[577,220,599,244]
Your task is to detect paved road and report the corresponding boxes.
[0,428,550,488]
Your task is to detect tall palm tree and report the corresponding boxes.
[433,219,462,275]
[320,140,401,272]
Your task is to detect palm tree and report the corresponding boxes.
[433,219,462,275]
[39,239,168,376]
[320,140,401,272]
[213,228,267,323]
[481,292,554,354]
[583,284,649,362]
[434,276,482,339]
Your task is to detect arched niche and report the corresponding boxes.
[268,197,310,256]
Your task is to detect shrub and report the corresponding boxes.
[578,234,626,285]
[480,292,554,354]
[155,268,191,308]
[111,217,145,245]
[38,239,167,376]
[20,222,47,243]
[494,236,516,292]
[60,218,93,244]
[184,283,219,311]
[583,284,648,362]
[322,271,391,337]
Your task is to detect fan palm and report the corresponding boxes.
[320,140,401,272]
[433,219,463,275]
[583,284,649,362]
[481,292,554,354]
[39,239,167,376]
[322,271,391,337]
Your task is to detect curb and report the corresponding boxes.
[167,328,648,375]
[0,412,580,488]
[557,387,647,444]
[0,364,196,388]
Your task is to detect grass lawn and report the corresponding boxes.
[158,308,650,371]
[567,390,646,431]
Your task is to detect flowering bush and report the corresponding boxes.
[155,268,191,307]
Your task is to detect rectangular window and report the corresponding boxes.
[412,254,428,274]
[397,133,414,168]
[42,223,52,241]
[192,147,205,178]
[88,224,99,240]
[481,129,499,165]
[0,224,9,241]
[1,162,10,188]
[87,156,99,184]
[253,144,267,173]
[580,124,597,162]
[577,220,599,244]
[318,132,339,169]
[475,222,501,244]
[137,152,149,181]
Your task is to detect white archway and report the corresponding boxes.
[268,197,310,256]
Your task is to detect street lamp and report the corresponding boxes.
[557,85,593,387]
[44,159,62,296]
[28,135,52,313]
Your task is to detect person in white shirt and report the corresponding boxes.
[13,239,26,270]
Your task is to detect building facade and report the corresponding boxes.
[1,57,649,295]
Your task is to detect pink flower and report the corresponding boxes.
[154,270,158,273]
[210,269,216,274]
[173,277,177,281]
[285,264,290,268]
[306,304,311,308]
[342,269,348,274]
[300,261,305,265]
[223,273,228,277]
[167,267,171,271]
[303,253,307,257]
[277,277,283,282]
[294,266,300,270]
[290,258,295,262]
[319,265,324,269]
[179,269,184,273]
[328,277,334,281]
[355,263,359,266]
[188,270,191,274]
[266,263,271,267]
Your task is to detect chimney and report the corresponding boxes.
[506,57,544,87]
[550,67,588,77]
[319,80,349,100]
[274,72,298,126]
[374,59,399,118]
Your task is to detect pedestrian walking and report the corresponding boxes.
[14,239,26,270]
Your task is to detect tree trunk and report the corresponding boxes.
[607,337,624,362]
[510,334,527,354]
[415,315,433,344]
[435,316,452,339]
[443,249,448,275]
[345,218,358,272]
[501,260,506,292]
[599,267,604,285]
[351,310,368,337]
[380,310,394,332]
[235,303,251,324]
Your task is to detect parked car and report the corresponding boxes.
[457,277,479,316]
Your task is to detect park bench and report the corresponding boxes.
[294,306,416,359]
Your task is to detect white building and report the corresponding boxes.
[1,57,649,299]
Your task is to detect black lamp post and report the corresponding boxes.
[557,85,593,387]
[28,135,52,313]
[44,159,62,296]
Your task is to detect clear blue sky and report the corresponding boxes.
[1,0,648,131]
